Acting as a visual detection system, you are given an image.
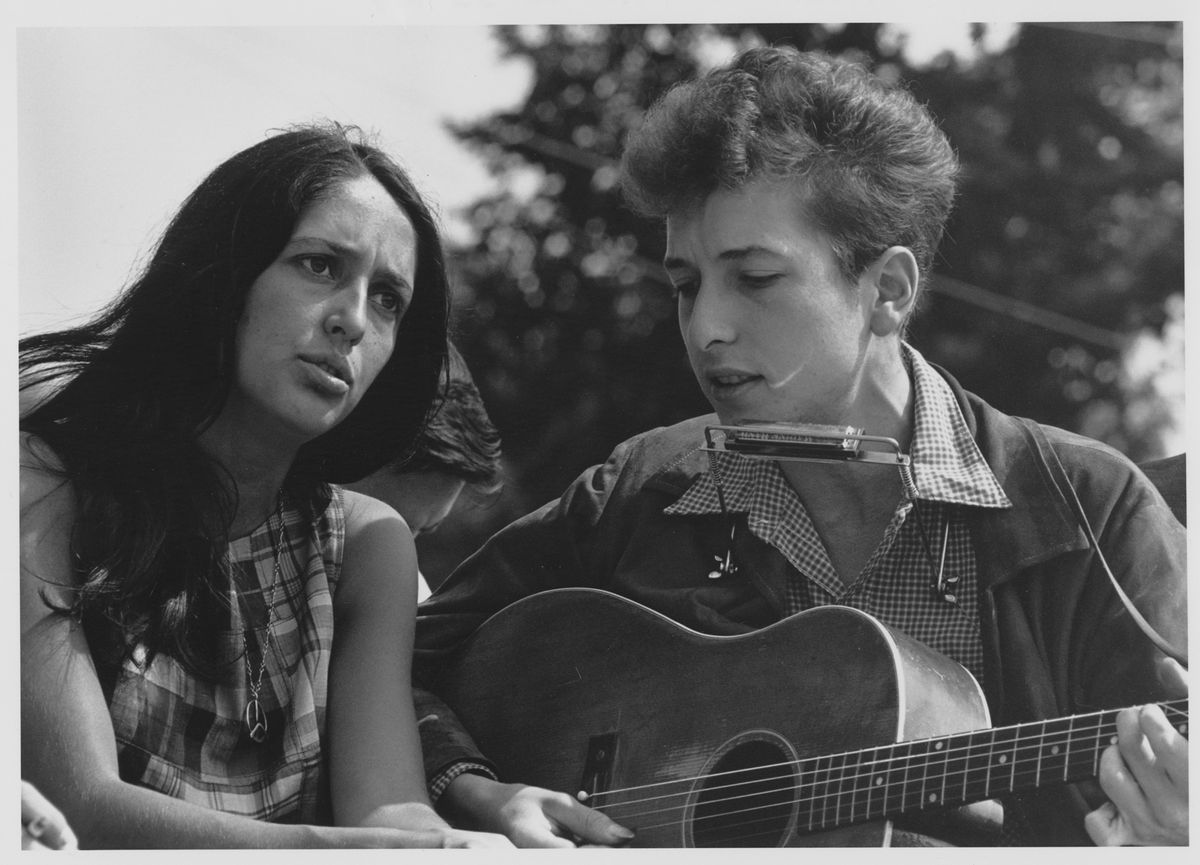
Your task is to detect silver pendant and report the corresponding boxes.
[245,698,268,743]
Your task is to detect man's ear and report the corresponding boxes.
[865,246,919,337]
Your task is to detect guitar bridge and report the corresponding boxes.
[578,732,619,800]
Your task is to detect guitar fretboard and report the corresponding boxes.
[799,699,1188,832]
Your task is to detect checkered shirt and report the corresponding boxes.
[665,344,1011,684]
[106,486,344,822]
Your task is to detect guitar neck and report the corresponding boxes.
[800,699,1188,831]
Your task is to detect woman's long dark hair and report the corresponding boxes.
[20,124,449,680]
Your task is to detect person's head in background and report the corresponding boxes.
[346,343,502,540]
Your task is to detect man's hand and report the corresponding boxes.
[442,774,635,848]
[1085,658,1188,846]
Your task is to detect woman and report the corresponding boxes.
[19,125,509,848]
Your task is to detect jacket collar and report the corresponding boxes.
[936,364,1090,587]
[643,371,1089,590]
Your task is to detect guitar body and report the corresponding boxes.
[429,588,993,847]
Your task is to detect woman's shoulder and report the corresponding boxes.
[333,488,417,602]
[20,433,71,514]
[19,434,80,601]
[339,487,411,539]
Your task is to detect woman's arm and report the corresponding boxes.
[329,490,510,845]
[19,441,500,849]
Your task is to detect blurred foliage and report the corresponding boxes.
[418,22,1184,585]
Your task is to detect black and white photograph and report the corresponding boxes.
[13,1,1191,853]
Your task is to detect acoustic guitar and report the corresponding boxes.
[428,588,1187,847]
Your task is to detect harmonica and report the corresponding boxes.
[703,422,910,468]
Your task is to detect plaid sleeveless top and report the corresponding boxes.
[106,485,345,823]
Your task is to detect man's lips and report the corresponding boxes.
[703,366,763,389]
[709,372,758,387]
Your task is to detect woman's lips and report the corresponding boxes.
[301,358,351,396]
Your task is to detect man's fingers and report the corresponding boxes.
[1137,704,1188,788]
[1156,657,1189,694]
[1114,706,1187,805]
[544,793,635,845]
[1085,800,1131,846]
[1097,744,1150,826]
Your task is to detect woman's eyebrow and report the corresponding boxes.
[287,236,412,287]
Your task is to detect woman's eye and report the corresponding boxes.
[372,288,405,315]
[299,255,336,278]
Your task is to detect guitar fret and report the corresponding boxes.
[1068,716,1106,781]
[1011,722,1042,791]
[899,739,918,814]
[862,747,881,823]
[868,743,888,815]
[1036,716,1071,784]
[832,750,848,827]
[959,731,977,805]
[1033,719,1046,788]
[989,725,1019,794]
[848,747,862,825]
[938,736,949,808]
[810,753,831,832]
[938,731,970,809]
[1063,714,1075,782]
[917,738,937,809]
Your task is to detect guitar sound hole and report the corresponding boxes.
[692,739,796,847]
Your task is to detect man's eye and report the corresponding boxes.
[740,272,780,288]
[671,281,698,300]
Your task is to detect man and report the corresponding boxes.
[412,47,1187,846]
[346,343,503,599]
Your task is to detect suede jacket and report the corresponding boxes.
[414,367,1186,845]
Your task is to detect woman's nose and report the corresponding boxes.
[324,282,368,345]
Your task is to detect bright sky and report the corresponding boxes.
[17,25,533,334]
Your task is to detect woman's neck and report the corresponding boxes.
[197,417,299,538]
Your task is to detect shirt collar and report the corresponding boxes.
[903,343,1011,508]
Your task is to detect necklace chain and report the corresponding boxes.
[242,493,286,743]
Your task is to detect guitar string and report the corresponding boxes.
[582,700,1188,805]
[583,710,1190,844]
[595,734,1189,840]
[592,717,1182,825]
[578,703,1188,828]
[596,717,1177,841]
[585,700,1185,811]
